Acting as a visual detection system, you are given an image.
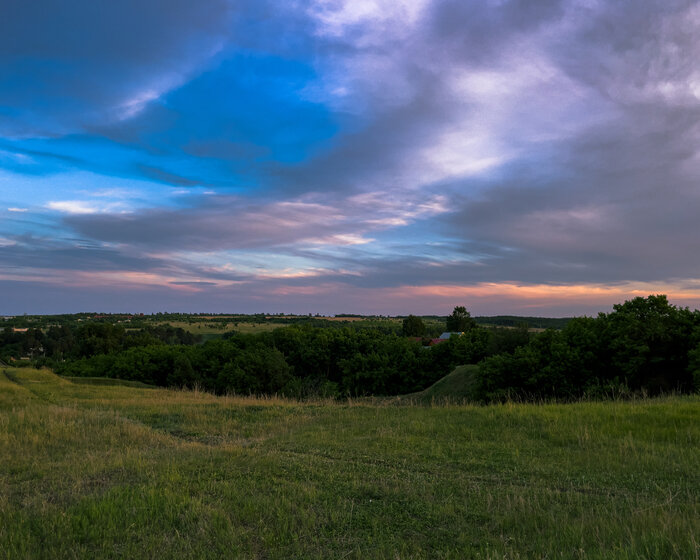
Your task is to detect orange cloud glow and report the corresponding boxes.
[375,281,700,314]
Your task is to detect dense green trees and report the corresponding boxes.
[600,295,696,392]
[0,323,200,365]
[216,346,292,395]
[688,338,700,392]
[50,325,489,397]
[402,315,426,337]
[475,295,699,401]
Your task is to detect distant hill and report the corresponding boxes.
[474,315,571,330]
[401,315,572,330]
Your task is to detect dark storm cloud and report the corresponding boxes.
[135,165,203,188]
[268,0,700,293]
[278,0,700,295]
[428,0,566,63]
[3,0,700,314]
[0,143,83,166]
[275,81,448,195]
[435,1,700,286]
[169,281,218,287]
[249,0,573,199]
[0,234,168,272]
[554,0,696,93]
[63,198,336,251]
[61,190,445,252]
[0,0,230,136]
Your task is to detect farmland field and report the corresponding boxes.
[153,321,288,336]
[1,368,698,559]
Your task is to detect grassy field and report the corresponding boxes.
[155,321,288,336]
[1,368,698,559]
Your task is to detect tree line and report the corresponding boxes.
[2,295,698,401]
[0,323,200,362]
[474,295,699,400]
[48,326,491,397]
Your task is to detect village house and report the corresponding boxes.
[428,332,464,346]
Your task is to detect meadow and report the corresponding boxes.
[157,321,287,336]
[1,367,698,559]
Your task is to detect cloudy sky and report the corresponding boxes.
[1,0,699,316]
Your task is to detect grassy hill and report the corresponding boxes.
[1,367,698,559]
[403,364,480,404]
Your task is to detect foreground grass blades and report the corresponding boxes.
[1,368,698,559]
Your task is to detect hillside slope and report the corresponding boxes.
[406,364,480,403]
[1,367,698,559]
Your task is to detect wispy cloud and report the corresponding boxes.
[46,201,101,215]
[46,200,131,215]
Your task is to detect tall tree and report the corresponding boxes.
[402,315,426,337]
[446,306,475,332]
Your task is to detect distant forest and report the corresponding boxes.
[1,295,698,401]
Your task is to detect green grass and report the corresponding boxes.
[1,368,699,559]
[161,320,287,336]
[64,376,156,388]
[230,322,287,334]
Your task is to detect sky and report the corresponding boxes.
[1,0,700,316]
